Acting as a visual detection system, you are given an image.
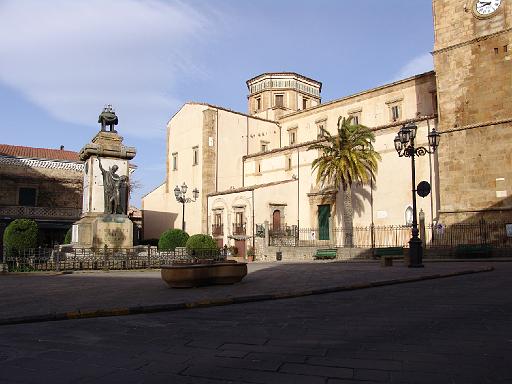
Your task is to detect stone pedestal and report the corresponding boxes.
[75,214,133,249]
[73,130,136,248]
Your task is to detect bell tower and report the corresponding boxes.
[432,0,512,223]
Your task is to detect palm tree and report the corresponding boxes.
[308,116,381,246]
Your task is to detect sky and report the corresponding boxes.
[0,0,435,207]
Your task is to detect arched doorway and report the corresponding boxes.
[272,209,281,230]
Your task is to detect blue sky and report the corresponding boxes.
[0,0,434,207]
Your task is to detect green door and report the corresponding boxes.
[318,204,330,240]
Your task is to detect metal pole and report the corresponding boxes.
[409,144,424,268]
[182,200,185,231]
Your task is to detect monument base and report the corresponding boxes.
[74,214,133,249]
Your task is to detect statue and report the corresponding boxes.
[98,104,118,132]
[98,158,122,214]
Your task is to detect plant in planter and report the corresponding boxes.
[247,246,256,262]
[158,229,189,251]
[185,234,218,259]
[160,233,248,288]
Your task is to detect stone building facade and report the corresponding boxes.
[433,0,512,224]
[0,145,83,251]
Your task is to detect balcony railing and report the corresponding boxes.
[212,224,223,236]
[232,223,246,235]
[0,205,81,220]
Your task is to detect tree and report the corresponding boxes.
[308,116,381,246]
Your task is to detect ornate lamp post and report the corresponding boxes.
[174,182,199,231]
[394,122,440,268]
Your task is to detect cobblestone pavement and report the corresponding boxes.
[0,263,511,383]
[0,261,494,321]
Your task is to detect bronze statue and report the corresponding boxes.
[98,158,122,214]
[98,104,118,132]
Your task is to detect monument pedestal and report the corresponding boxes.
[73,112,137,249]
[75,214,133,249]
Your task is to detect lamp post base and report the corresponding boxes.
[408,236,424,268]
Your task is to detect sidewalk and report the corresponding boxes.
[0,261,496,325]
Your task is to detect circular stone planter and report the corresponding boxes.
[161,261,248,288]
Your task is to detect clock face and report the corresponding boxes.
[473,0,502,16]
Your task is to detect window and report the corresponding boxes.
[289,129,297,145]
[172,153,178,171]
[302,97,308,110]
[235,212,244,225]
[349,112,361,126]
[19,187,36,206]
[275,94,284,107]
[255,97,261,111]
[285,156,292,171]
[192,146,199,166]
[390,104,401,121]
[317,123,325,139]
[255,160,262,175]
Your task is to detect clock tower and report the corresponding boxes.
[432,0,512,223]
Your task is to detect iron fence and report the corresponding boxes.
[2,247,226,272]
[425,221,512,248]
[268,221,512,249]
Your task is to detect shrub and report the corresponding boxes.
[159,229,189,251]
[63,227,72,244]
[3,219,38,256]
[185,234,217,258]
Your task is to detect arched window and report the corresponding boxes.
[405,206,413,226]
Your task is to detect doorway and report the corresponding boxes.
[318,204,330,240]
[272,209,281,229]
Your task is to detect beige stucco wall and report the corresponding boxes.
[278,73,436,145]
[141,183,177,239]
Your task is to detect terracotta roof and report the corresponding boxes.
[0,144,80,162]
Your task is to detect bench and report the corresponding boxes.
[454,244,492,259]
[314,248,337,260]
[374,247,404,266]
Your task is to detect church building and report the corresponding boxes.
[142,0,511,257]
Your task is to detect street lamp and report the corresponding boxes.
[394,122,440,268]
[174,182,199,231]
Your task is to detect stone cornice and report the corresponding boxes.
[432,27,512,55]
[207,179,296,197]
[439,117,512,134]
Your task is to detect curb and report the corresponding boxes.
[0,266,494,327]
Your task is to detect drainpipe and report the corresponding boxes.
[252,189,255,250]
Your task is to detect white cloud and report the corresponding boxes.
[393,52,434,81]
[0,0,219,137]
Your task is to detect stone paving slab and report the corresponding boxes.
[0,261,494,325]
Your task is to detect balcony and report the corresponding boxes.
[212,224,223,236]
[232,223,246,235]
[0,205,81,221]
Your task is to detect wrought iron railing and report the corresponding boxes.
[0,205,81,220]
[232,223,246,235]
[212,224,223,236]
[2,247,226,272]
[267,221,512,249]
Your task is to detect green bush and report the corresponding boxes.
[185,234,217,258]
[3,219,38,256]
[63,227,72,244]
[158,229,189,251]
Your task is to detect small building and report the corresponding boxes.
[0,144,83,252]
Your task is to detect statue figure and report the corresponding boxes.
[98,158,121,214]
[98,104,118,132]
[118,175,129,215]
